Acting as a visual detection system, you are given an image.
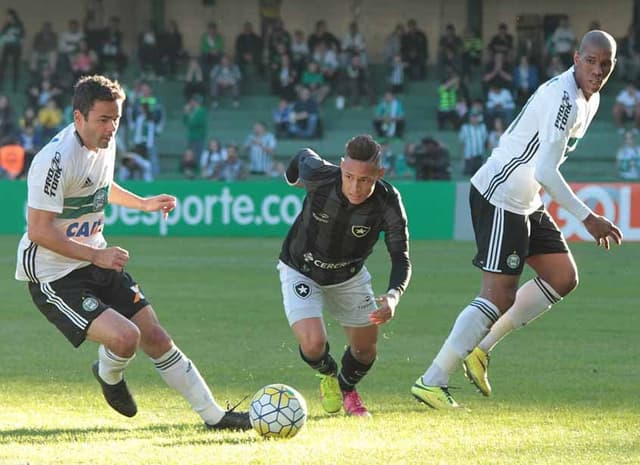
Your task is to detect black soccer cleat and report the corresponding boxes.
[91,361,137,417]
[205,411,252,431]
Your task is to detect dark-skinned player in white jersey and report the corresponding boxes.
[278,134,411,417]
[412,30,623,409]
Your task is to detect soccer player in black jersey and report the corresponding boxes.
[278,134,411,416]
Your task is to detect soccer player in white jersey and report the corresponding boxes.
[411,30,623,408]
[15,75,251,430]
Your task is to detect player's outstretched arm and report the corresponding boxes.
[109,182,176,218]
[582,213,623,250]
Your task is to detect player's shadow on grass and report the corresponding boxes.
[0,423,256,445]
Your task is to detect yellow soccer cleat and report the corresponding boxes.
[317,374,342,414]
[411,377,460,409]
[463,347,492,397]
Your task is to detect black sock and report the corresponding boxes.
[299,343,337,376]
[338,346,374,392]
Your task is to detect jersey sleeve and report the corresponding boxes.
[285,148,337,190]
[27,149,66,213]
[535,89,591,220]
[381,186,411,295]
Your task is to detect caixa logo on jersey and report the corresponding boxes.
[43,152,62,197]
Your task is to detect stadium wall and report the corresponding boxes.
[3,181,640,241]
[0,0,631,65]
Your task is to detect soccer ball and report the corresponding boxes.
[249,383,307,439]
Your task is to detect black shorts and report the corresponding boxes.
[470,185,569,275]
[28,264,150,347]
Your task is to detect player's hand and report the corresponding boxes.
[143,194,177,220]
[369,292,399,325]
[582,213,623,250]
[93,246,129,272]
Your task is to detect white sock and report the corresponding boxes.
[98,344,135,385]
[478,277,562,353]
[423,297,500,386]
[153,345,225,425]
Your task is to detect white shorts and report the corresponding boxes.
[277,261,377,327]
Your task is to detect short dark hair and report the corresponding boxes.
[72,74,125,119]
[345,134,381,167]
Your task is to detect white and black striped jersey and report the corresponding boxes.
[280,149,411,292]
[471,67,596,220]
[16,123,115,283]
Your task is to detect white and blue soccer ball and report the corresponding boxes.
[249,383,307,439]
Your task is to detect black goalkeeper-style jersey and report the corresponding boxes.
[279,149,411,292]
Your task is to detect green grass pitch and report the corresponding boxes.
[0,235,638,465]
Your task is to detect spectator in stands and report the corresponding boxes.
[616,131,640,180]
[299,60,330,103]
[200,138,227,179]
[37,98,63,141]
[290,29,310,75]
[0,94,17,143]
[487,23,514,64]
[264,20,291,74]
[613,80,640,134]
[373,89,405,138]
[513,54,539,107]
[82,8,104,53]
[460,109,488,176]
[384,24,405,65]
[289,86,320,139]
[159,20,187,79]
[308,20,340,54]
[437,67,462,131]
[179,148,199,180]
[200,22,225,78]
[235,21,263,76]
[407,136,451,180]
[138,21,161,80]
[545,54,565,79]
[273,53,298,101]
[70,39,98,81]
[210,54,242,108]
[341,21,367,66]
[617,24,640,82]
[183,56,207,101]
[259,0,283,40]
[394,142,416,179]
[340,53,373,109]
[312,41,340,87]
[30,21,58,74]
[482,51,513,94]
[132,103,156,162]
[214,143,247,181]
[0,139,25,179]
[272,97,294,138]
[244,121,276,176]
[58,19,85,77]
[388,53,405,94]
[401,19,428,80]
[378,138,396,177]
[98,16,127,74]
[118,151,153,182]
[0,9,25,91]
[183,94,208,157]
[485,82,516,126]
[546,17,576,68]
[438,24,463,75]
[487,116,504,152]
[461,26,483,82]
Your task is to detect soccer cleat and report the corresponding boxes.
[205,411,252,431]
[463,347,492,397]
[411,377,460,409]
[91,361,137,417]
[317,374,342,414]
[342,389,371,418]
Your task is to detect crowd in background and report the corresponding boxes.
[1,5,639,182]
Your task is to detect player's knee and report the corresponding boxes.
[110,325,140,356]
[299,335,327,360]
[557,271,579,296]
[141,324,172,354]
